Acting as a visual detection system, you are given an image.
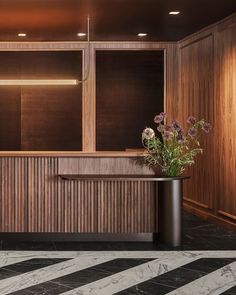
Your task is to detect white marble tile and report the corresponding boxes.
[0,256,115,295]
[167,261,236,295]
[60,252,202,295]
[0,250,236,294]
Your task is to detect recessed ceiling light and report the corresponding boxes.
[169,11,180,15]
[77,33,86,37]
[18,33,27,37]
[138,33,147,37]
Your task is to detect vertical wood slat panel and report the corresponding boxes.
[0,156,156,233]
[0,157,27,232]
[97,180,155,233]
[27,157,98,233]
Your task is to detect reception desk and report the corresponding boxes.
[0,152,159,240]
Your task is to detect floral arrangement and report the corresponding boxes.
[142,112,211,177]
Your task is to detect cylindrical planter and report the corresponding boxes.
[154,176,189,247]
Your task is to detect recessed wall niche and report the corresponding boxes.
[0,51,82,151]
[96,50,164,151]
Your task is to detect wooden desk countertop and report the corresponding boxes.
[0,151,144,157]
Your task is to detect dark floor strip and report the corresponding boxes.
[221,285,236,294]
[0,258,69,280]
[10,258,154,295]
[116,258,236,295]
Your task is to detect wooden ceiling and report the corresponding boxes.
[0,0,235,41]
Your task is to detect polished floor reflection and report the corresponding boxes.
[0,213,235,294]
[0,212,235,251]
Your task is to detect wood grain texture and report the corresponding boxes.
[27,157,97,233]
[97,181,155,233]
[0,51,83,151]
[96,50,164,151]
[0,157,27,232]
[178,34,215,211]
[215,21,236,221]
[58,157,155,175]
[176,14,236,225]
[0,156,156,233]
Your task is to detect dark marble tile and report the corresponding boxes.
[52,268,111,288]
[117,281,175,294]
[181,258,236,273]
[52,258,153,288]
[148,267,204,289]
[118,258,236,295]
[54,241,169,251]
[1,212,236,251]
[4,258,68,274]
[221,285,236,294]
[0,268,20,280]
[2,241,56,251]
[10,282,71,295]
[92,258,153,273]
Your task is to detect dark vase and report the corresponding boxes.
[154,176,189,247]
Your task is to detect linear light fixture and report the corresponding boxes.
[138,33,147,37]
[18,33,27,37]
[169,11,180,15]
[0,79,79,86]
[0,17,90,86]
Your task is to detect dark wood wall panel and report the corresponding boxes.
[0,89,21,150]
[174,14,236,227]
[0,51,82,151]
[0,157,27,232]
[215,23,236,221]
[179,35,215,211]
[96,50,164,151]
[21,87,82,151]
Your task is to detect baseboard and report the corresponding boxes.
[184,203,236,231]
[0,233,154,242]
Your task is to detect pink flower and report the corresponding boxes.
[187,116,197,125]
[163,131,173,141]
[188,127,197,138]
[154,112,167,124]
[202,122,212,133]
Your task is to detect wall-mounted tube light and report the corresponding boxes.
[0,79,79,86]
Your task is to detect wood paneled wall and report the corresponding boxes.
[0,157,156,233]
[175,14,236,227]
[96,50,164,151]
[0,51,82,151]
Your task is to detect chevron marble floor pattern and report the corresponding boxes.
[0,251,235,295]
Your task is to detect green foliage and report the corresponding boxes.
[142,115,211,177]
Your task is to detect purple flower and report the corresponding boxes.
[176,133,185,143]
[163,131,173,141]
[142,127,155,140]
[154,112,167,124]
[171,120,182,131]
[187,116,197,125]
[202,122,212,133]
[164,125,172,132]
[188,127,197,138]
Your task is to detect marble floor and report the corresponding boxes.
[0,212,235,294]
[0,212,235,251]
[0,251,235,294]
